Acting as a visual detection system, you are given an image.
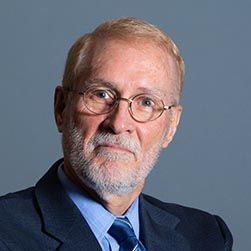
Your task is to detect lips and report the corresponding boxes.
[97,143,133,154]
[89,132,139,158]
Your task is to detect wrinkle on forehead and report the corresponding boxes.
[92,39,169,70]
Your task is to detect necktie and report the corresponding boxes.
[108,217,146,251]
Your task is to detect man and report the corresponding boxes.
[0,17,233,250]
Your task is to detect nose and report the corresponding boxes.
[103,98,135,134]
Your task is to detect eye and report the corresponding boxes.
[136,96,156,109]
[133,94,161,112]
[140,98,154,107]
[88,88,115,104]
[94,89,112,99]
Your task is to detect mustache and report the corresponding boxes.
[88,132,140,155]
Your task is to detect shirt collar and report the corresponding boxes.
[57,163,140,243]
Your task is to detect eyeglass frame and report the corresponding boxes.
[63,81,176,123]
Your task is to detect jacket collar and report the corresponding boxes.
[34,159,102,251]
[35,159,190,251]
[139,194,191,251]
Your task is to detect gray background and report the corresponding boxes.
[0,1,250,250]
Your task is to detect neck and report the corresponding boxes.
[63,160,144,216]
[99,184,144,216]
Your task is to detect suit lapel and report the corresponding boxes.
[139,195,191,251]
[34,160,192,250]
[34,159,102,251]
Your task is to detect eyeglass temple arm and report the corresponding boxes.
[63,87,84,95]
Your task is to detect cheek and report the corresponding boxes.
[62,99,104,147]
[72,110,106,143]
[138,121,168,151]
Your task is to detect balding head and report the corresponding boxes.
[62,17,185,104]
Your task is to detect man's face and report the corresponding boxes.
[56,39,182,198]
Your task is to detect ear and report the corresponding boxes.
[161,105,183,148]
[54,85,66,133]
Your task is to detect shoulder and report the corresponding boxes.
[141,194,233,250]
[0,187,36,213]
[0,187,39,235]
[142,193,218,220]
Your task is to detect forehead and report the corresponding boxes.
[86,39,177,99]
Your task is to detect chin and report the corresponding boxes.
[76,161,141,198]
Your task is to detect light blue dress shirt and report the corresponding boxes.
[57,163,140,251]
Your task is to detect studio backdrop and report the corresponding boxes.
[0,1,250,250]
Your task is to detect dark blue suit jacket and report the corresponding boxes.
[0,159,233,250]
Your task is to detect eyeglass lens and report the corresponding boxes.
[82,86,165,122]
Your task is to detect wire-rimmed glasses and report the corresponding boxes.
[65,82,175,123]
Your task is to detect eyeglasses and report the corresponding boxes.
[65,83,175,123]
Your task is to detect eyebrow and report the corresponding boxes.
[85,78,167,99]
[85,79,115,89]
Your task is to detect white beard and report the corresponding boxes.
[62,117,166,199]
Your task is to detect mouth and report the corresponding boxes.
[97,143,133,154]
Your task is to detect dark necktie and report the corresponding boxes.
[108,217,146,251]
